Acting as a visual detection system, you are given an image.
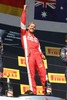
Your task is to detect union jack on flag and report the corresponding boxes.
[35,0,56,9]
[34,0,67,23]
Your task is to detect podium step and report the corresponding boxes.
[0,95,65,100]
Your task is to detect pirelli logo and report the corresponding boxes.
[18,56,48,69]
[48,73,66,83]
[45,46,61,57]
[20,84,43,95]
[3,68,20,80]
[18,56,26,67]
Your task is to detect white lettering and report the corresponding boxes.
[27,35,38,43]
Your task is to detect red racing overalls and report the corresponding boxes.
[20,10,46,94]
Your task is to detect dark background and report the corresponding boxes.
[0,23,67,99]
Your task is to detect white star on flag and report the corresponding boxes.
[66,18,67,21]
[41,11,47,18]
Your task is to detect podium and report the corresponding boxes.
[0,95,65,100]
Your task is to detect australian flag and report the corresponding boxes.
[34,0,67,23]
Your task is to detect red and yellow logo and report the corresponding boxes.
[48,73,66,83]
[18,56,47,69]
[18,56,26,67]
[3,68,20,80]
[20,84,43,95]
[45,47,61,57]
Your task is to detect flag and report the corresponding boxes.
[0,0,25,16]
[34,0,67,23]
[36,0,47,8]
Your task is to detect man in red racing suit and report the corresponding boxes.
[20,5,46,95]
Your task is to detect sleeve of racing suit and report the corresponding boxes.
[20,10,27,48]
[38,43,44,57]
[20,10,26,35]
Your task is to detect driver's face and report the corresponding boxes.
[28,23,36,33]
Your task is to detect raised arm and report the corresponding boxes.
[20,5,27,35]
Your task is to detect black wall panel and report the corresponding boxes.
[0,23,66,99]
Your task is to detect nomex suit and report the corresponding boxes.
[20,10,46,94]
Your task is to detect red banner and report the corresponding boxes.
[0,0,25,8]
